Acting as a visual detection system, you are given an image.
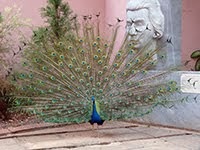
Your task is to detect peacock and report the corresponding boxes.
[13,14,181,126]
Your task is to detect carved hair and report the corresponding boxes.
[126,0,164,39]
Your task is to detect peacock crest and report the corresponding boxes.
[13,12,180,125]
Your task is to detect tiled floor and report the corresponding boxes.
[0,121,199,150]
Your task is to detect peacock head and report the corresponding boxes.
[91,96,95,101]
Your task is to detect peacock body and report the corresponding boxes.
[13,16,179,125]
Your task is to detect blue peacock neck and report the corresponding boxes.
[89,96,104,125]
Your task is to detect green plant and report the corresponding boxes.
[0,78,15,120]
[0,6,29,120]
[190,50,200,71]
[0,5,30,77]
[32,0,78,45]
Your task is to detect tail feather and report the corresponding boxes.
[13,17,183,124]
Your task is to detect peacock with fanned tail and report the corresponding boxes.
[12,0,182,125]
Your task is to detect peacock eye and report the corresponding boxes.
[145,53,150,57]
[142,70,147,74]
[34,58,39,62]
[99,89,103,93]
[94,55,98,60]
[129,50,134,54]
[104,43,108,47]
[20,73,26,78]
[89,76,93,81]
[131,70,135,74]
[81,49,85,53]
[126,63,131,67]
[79,79,84,83]
[98,60,102,65]
[96,37,101,41]
[83,72,88,77]
[79,39,83,43]
[68,46,73,50]
[96,82,101,86]
[59,62,64,67]
[135,59,140,63]
[87,66,91,70]
[103,66,108,70]
[93,42,97,47]
[29,74,33,78]
[75,68,80,72]
[71,76,75,80]
[92,88,96,92]
[98,71,103,75]
[60,55,64,59]
[58,42,63,46]
[117,53,121,57]
[68,64,73,68]
[122,72,126,76]
[104,78,109,82]
[62,74,67,78]
[97,49,102,53]
[102,55,106,60]
[128,43,132,47]
[51,52,56,56]
[113,63,119,68]
[112,73,116,78]
[50,76,55,80]
[82,61,86,65]
[42,66,47,71]
[72,57,76,62]
[22,62,28,66]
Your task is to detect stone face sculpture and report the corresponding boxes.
[126,0,165,60]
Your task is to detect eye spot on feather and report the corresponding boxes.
[75,68,80,72]
[22,61,28,67]
[29,74,33,78]
[98,60,103,65]
[96,36,101,41]
[82,61,86,65]
[50,76,55,80]
[113,63,119,68]
[94,55,98,60]
[129,50,134,54]
[51,52,57,57]
[59,62,64,67]
[79,79,84,84]
[89,76,93,81]
[98,71,103,76]
[112,73,116,78]
[83,72,88,77]
[93,42,97,47]
[68,64,73,68]
[104,78,109,82]
[79,39,83,43]
[34,58,40,63]
[42,66,47,71]
[97,49,102,53]
[60,55,64,59]
[71,76,75,81]
[68,46,73,50]
[87,66,91,70]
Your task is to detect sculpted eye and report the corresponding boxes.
[126,22,132,27]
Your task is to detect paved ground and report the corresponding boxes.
[0,121,200,150]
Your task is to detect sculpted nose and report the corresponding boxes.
[128,25,137,36]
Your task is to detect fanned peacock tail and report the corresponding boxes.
[13,16,180,124]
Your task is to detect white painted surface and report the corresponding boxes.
[181,74,200,94]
